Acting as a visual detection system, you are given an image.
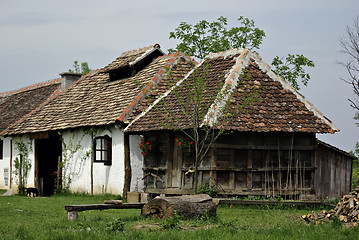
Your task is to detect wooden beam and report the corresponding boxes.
[211,143,316,151]
[65,203,144,212]
[210,147,217,186]
[123,133,131,199]
[29,132,49,140]
[247,150,252,189]
[167,132,174,188]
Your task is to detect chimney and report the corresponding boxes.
[59,72,82,89]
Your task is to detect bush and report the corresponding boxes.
[198,182,218,197]
[106,218,125,232]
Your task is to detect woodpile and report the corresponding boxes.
[302,189,359,227]
[142,194,217,219]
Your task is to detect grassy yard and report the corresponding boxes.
[0,193,358,240]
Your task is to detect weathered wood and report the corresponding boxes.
[167,132,174,187]
[210,148,217,186]
[104,200,123,204]
[65,203,144,212]
[142,194,216,219]
[65,203,144,220]
[216,199,333,207]
[123,133,131,199]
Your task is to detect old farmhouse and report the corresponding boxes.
[125,48,355,200]
[1,44,194,196]
[0,45,354,200]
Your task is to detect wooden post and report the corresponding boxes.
[91,133,94,195]
[19,155,23,193]
[67,211,79,221]
[167,132,174,188]
[247,150,252,189]
[9,139,12,188]
[210,147,217,187]
[123,133,131,200]
[229,150,235,189]
[57,156,61,193]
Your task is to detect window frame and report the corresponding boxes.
[93,135,112,165]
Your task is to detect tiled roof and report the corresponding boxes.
[0,79,62,132]
[125,48,339,134]
[2,45,195,136]
[101,44,163,72]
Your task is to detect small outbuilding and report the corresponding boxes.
[125,48,354,200]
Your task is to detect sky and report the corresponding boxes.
[0,0,358,152]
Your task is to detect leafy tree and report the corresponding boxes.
[169,16,314,91]
[339,16,359,123]
[165,16,315,193]
[168,16,266,59]
[68,61,92,75]
[271,54,315,90]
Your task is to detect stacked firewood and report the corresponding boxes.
[302,189,359,226]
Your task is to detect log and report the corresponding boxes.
[141,194,216,219]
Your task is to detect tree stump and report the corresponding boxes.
[141,194,216,219]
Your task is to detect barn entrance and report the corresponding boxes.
[34,132,62,196]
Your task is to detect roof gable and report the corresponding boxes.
[125,48,338,134]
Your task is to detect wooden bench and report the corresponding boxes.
[65,202,145,220]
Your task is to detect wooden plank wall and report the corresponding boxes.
[314,144,353,199]
[144,131,332,198]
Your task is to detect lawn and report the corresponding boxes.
[0,193,358,240]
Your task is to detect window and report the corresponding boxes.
[93,136,112,165]
[0,139,3,160]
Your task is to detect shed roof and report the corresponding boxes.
[2,44,195,136]
[125,48,339,134]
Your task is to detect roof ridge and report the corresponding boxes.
[248,51,339,133]
[121,43,160,56]
[202,49,249,127]
[0,78,62,97]
[118,52,195,123]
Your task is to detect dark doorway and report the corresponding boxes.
[35,132,62,196]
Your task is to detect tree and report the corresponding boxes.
[271,54,314,91]
[168,16,265,59]
[339,16,359,122]
[169,16,314,91]
[68,61,92,75]
[165,16,315,193]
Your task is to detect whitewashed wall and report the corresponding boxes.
[129,135,144,192]
[2,135,36,191]
[0,128,145,196]
[0,137,11,189]
[62,127,125,195]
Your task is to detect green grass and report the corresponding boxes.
[0,194,358,239]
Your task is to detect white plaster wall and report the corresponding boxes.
[129,135,144,192]
[61,129,92,193]
[63,127,125,195]
[9,135,35,191]
[92,127,124,195]
[0,137,11,189]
